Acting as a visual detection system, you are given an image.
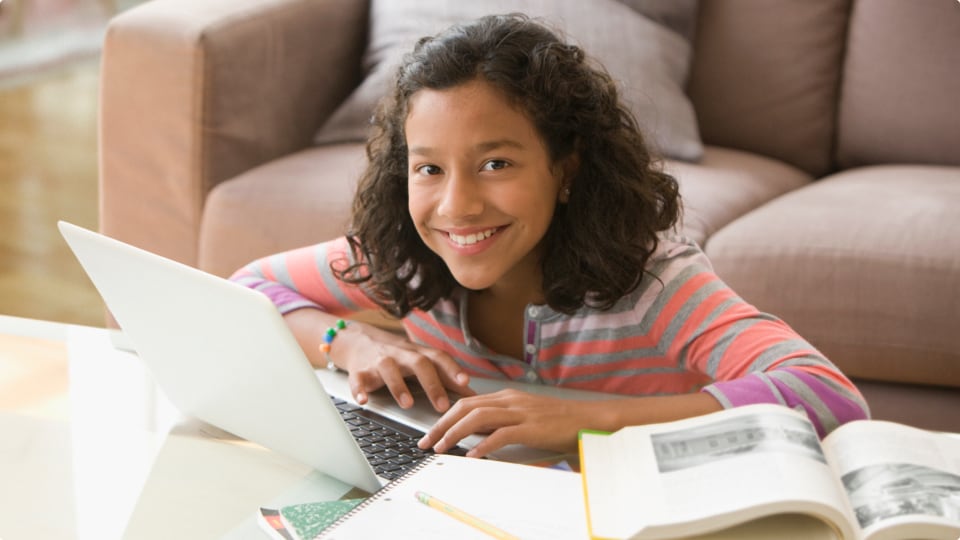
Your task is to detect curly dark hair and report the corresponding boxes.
[337,13,681,317]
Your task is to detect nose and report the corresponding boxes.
[436,170,483,219]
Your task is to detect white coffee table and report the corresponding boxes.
[0,315,352,539]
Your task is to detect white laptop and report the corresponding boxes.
[59,221,612,493]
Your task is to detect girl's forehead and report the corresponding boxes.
[404,80,541,142]
[407,79,512,113]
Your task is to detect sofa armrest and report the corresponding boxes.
[99,0,368,266]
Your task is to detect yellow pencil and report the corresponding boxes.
[415,490,521,540]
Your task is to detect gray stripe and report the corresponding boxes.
[702,311,783,377]
[676,296,740,371]
[569,364,685,380]
[774,360,870,417]
[541,263,707,353]
[430,299,461,329]
[313,245,361,311]
[266,254,292,287]
[768,370,840,432]
[554,365,692,386]
[766,354,838,372]
[406,314,506,379]
[539,268,730,371]
[656,278,729,365]
[537,344,666,369]
[704,318,756,377]
[759,375,788,406]
[637,263,704,335]
[747,339,823,373]
[702,385,734,408]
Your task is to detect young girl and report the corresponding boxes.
[231,14,868,458]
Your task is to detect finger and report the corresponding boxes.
[421,349,475,396]
[432,407,518,454]
[417,397,469,450]
[376,356,415,408]
[402,354,457,412]
[465,425,525,458]
[416,393,510,449]
[348,368,384,405]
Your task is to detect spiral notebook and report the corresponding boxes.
[316,454,587,539]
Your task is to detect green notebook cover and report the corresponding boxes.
[260,498,365,540]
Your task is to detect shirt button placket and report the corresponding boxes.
[523,305,542,383]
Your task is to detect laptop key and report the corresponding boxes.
[330,395,470,478]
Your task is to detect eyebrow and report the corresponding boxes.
[408,139,526,156]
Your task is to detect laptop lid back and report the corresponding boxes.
[58,221,382,493]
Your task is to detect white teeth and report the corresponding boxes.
[449,228,497,246]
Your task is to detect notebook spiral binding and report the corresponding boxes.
[314,454,439,539]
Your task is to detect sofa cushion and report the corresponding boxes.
[854,379,960,433]
[199,144,367,278]
[705,166,960,388]
[665,146,811,247]
[687,0,850,177]
[836,0,960,168]
[313,0,703,162]
[616,0,699,41]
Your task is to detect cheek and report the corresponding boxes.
[407,190,430,226]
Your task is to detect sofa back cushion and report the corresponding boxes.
[687,0,850,177]
[836,0,960,169]
[313,0,704,162]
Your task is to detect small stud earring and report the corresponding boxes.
[563,187,571,197]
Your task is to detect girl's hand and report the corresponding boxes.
[418,390,725,457]
[417,389,602,457]
[335,322,475,413]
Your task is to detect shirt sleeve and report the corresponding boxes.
[228,237,381,316]
[654,238,870,437]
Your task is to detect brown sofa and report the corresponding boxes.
[99,0,960,431]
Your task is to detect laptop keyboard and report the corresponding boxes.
[331,396,467,480]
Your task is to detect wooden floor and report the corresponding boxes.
[0,59,105,327]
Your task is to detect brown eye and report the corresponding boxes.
[417,164,442,175]
[481,160,508,171]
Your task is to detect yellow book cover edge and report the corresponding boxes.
[578,429,614,540]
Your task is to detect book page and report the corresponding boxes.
[317,454,587,539]
[580,404,856,539]
[823,422,960,540]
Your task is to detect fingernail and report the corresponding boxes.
[417,437,429,449]
[437,396,450,411]
[400,393,412,408]
[456,373,469,385]
[356,392,366,403]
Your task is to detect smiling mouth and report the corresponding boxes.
[447,227,500,246]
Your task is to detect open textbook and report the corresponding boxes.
[579,404,960,540]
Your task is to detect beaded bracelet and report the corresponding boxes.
[320,319,347,371]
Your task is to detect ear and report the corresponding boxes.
[556,152,580,204]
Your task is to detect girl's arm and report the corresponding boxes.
[621,237,869,437]
[422,238,869,456]
[230,238,474,411]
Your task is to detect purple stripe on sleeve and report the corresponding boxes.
[707,370,869,437]
[769,370,870,432]
[706,374,782,408]
[246,279,320,314]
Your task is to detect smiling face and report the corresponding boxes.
[405,79,568,296]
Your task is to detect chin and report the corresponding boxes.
[447,270,498,292]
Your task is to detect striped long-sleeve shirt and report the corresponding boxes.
[230,235,869,436]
